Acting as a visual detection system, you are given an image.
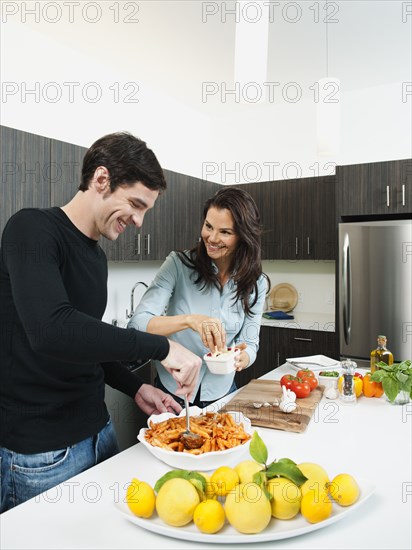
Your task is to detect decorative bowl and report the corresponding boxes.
[137,407,253,470]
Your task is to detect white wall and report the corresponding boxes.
[103,259,336,326]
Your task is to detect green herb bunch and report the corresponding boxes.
[370,360,412,402]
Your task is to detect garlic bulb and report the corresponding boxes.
[324,386,339,399]
[279,386,297,413]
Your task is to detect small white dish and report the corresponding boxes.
[203,347,240,375]
[317,372,341,391]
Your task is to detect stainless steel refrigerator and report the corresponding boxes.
[339,220,412,367]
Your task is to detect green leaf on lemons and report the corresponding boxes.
[266,460,308,486]
[154,470,206,493]
[249,431,268,466]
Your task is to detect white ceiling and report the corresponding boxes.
[15,0,410,109]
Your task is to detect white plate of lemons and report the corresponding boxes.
[114,463,376,544]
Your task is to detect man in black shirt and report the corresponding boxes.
[0,132,202,512]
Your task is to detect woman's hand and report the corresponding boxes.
[187,314,226,352]
[234,342,250,372]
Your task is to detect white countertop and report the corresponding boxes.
[1,364,410,550]
[261,312,335,332]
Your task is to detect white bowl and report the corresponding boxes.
[203,347,240,375]
[137,407,253,471]
[317,371,341,390]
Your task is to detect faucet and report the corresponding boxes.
[126,281,148,319]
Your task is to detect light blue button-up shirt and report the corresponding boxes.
[128,251,267,401]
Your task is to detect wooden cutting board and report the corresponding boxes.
[219,379,323,433]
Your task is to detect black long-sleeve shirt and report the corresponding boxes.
[0,208,169,453]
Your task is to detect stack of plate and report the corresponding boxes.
[268,283,298,312]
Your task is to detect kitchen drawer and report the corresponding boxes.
[277,328,337,367]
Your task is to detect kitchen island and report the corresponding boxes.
[1,364,411,550]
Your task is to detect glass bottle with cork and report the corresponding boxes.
[370,335,394,373]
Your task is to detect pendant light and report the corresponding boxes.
[316,1,341,156]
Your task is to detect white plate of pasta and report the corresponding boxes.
[137,407,253,470]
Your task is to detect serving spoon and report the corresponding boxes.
[180,395,204,450]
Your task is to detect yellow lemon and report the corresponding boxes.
[193,499,226,534]
[234,460,264,484]
[156,478,200,527]
[328,473,360,506]
[297,462,330,497]
[210,466,240,497]
[225,482,272,534]
[126,478,156,519]
[300,488,333,524]
[267,477,302,520]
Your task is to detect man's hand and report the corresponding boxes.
[160,340,202,400]
[134,384,182,415]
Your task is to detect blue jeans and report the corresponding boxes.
[0,417,119,514]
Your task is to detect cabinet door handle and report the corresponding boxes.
[402,184,405,206]
[277,352,280,368]
[145,234,151,256]
[293,337,312,342]
[135,234,141,255]
[307,237,310,255]
[386,185,390,207]
[295,237,299,256]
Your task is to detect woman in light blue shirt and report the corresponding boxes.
[129,186,269,407]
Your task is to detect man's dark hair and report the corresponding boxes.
[79,132,167,193]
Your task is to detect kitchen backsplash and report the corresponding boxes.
[102,260,335,327]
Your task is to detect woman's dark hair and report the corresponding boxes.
[177,186,270,316]
[79,132,167,193]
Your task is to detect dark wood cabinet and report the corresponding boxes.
[50,140,86,206]
[278,176,336,260]
[242,181,283,259]
[1,126,51,237]
[244,176,336,260]
[337,159,412,217]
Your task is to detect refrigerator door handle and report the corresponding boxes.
[342,233,352,344]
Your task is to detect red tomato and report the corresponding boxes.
[296,369,316,379]
[354,372,363,380]
[296,369,318,391]
[290,378,311,398]
[280,375,296,391]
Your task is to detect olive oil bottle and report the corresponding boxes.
[370,335,394,373]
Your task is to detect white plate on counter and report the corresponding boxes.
[287,355,340,371]
[115,477,376,544]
